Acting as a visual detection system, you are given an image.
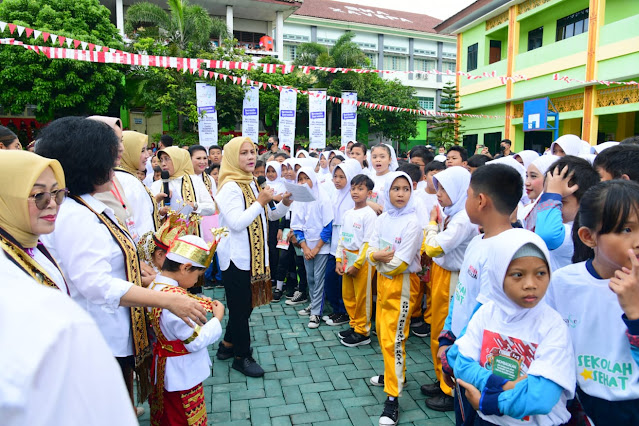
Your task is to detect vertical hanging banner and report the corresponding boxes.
[340,91,357,146]
[195,82,218,148]
[308,89,327,150]
[242,86,260,143]
[278,88,297,150]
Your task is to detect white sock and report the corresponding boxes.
[276,280,284,290]
[388,396,396,401]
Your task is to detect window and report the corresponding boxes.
[489,40,502,64]
[443,61,456,73]
[283,44,297,61]
[528,27,543,51]
[414,59,436,72]
[556,8,589,41]
[383,55,407,71]
[417,97,435,110]
[467,43,478,71]
[366,53,378,68]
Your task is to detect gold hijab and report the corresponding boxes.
[158,146,194,179]
[0,151,65,248]
[217,137,255,192]
[120,131,148,175]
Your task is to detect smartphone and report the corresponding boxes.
[475,144,485,155]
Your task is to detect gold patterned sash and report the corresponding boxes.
[114,167,161,231]
[202,173,212,194]
[71,195,153,402]
[238,180,271,307]
[181,175,199,237]
[0,227,68,294]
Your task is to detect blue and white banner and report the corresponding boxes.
[308,89,326,150]
[242,86,259,143]
[341,91,357,147]
[278,88,297,150]
[196,82,218,148]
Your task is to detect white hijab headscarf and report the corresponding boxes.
[332,159,363,225]
[530,154,560,176]
[295,149,309,159]
[296,166,334,229]
[265,161,286,195]
[297,157,319,171]
[382,171,416,218]
[513,150,540,169]
[318,151,331,176]
[592,141,619,154]
[432,166,471,218]
[550,134,584,157]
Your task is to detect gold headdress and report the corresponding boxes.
[167,229,227,268]
[136,209,200,267]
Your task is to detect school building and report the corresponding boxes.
[435,0,639,154]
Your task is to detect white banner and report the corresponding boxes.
[278,88,297,150]
[308,90,326,150]
[340,91,357,146]
[241,86,259,143]
[196,82,218,148]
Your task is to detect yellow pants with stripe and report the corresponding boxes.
[342,249,374,336]
[410,280,433,325]
[429,263,457,396]
[376,272,420,397]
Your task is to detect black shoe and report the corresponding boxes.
[272,289,283,302]
[232,356,264,378]
[285,291,308,306]
[216,344,253,361]
[341,332,371,347]
[326,313,349,326]
[410,317,424,325]
[420,381,443,397]
[424,394,454,412]
[285,287,296,299]
[338,328,355,340]
[411,322,431,338]
[203,279,214,289]
[379,397,399,425]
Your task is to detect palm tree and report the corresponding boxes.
[125,0,228,53]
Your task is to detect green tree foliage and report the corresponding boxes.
[0,0,126,121]
[429,81,463,149]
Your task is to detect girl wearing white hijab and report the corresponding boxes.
[513,150,539,169]
[519,155,560,230]
[366,171,423,426]
[452,229,575,426]
[550,134,584,157]
[318,151,331,178]
[295,149,309,159]
[423,166,480,404]
[291,167,334,329]
[368,144,399,215]
[265,161,286,196]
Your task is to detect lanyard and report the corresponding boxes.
[110,180,127,210]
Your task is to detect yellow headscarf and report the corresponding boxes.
[158,146,194,179]
[0,151,65,248]
[217,137,255,192]
[120,131,148,175]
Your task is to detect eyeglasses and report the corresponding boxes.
[29,188,69,210]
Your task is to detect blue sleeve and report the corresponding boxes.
[294,230,305,244]
[495,376,563,419]
[442,302,484,373]
[622,314,639,366]
[454,353,500,392]
[535,193,565,251]
[320,221,333,244]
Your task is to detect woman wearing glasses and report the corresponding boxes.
[0,150,69,293]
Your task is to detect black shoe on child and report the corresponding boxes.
[420,381,444,397]
[379,397,399,425]
[340,332,371,347]
[232,356,265,378]
[326,313,350,326]
[338,327,355,340]
[425,394,455,412]
[411,322,431,338]
[272,289,283,302]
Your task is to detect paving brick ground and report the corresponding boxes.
[138,287,455,426]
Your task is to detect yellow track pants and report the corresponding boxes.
[342,250,374,336]
[429,262,456,396]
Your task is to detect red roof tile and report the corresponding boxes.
[293,0,442,33]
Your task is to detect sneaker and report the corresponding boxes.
[308,315,320,329]
[379,397,399,426]
[338,328,355,339]
[298,306,311,316]
[285,291,308,306]
[326,313,350,326]
[285,287,296,299]
[411,322,431,338]
[410,317,424,326]
[232,356,264,378]
[271,289,283,302]
[215,283,224,288]
[322,313,339,323]
[420,381,443,397]
[136,407,145,418]
[424,394,454,412]
[370,374,385,386]
[341,332,371,347]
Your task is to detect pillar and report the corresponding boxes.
[408,38,414,80]
[582,0,606,144]
[436,41,443,83]
[616,112,636,141]
[115,0,124,34]
[504,4,520,142]
[226,5,233,36]
[378,34,384,70]
[275,11,284,59]
[311,25,317,43]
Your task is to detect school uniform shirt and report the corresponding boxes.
[410,193,430,230]
[546,261,639,401]
[330,160,362,256]
[431,210,478,272]
[150,276,222,391]
[413,189,438,219]
[41,195,135,357]
[216,180,289,271]
[115,170,156,238]
[291,167,334,254]
[339,206,377,252]
[0,257,137,426]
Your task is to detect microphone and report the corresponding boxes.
[161,170,170,206]
[257,176,276,210]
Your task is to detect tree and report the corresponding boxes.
[429,81,463,149]
[0,0,127,122]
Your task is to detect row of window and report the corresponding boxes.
[466,8,590,71]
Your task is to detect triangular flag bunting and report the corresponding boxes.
[34,30,41,39]
[88,43,94,51]
[25,28,33,38]
[73,39,80,48]
[17,25,25,36]
[8,24,16,34]
[49,34,55,43]
[80,41,87,50]
[58,36,65,46]
[0,22,6,33]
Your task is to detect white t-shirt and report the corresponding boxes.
[339,206,377,252]
[549,223,573,271]
[456,301,575,426]
[432,210,479,272]
[369,212,423,274]
[546,262,639,401]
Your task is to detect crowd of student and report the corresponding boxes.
[1,117,638,426]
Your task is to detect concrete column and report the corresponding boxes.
[408,38,414,80]
[378,34,384,70]
[226,5,233,36]
[435,89,442,112]
[436,41,443,83]
[311,25,317,43]
[276,11,284,59]
[116,0,124,34]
